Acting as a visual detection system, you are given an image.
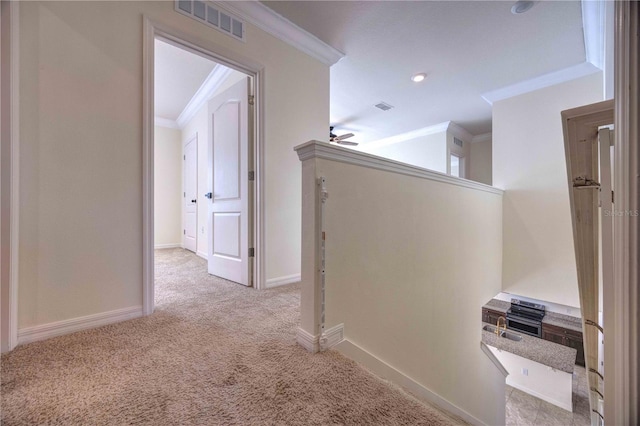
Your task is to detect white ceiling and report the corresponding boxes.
[262,0,588,144]
[154,39,217,121]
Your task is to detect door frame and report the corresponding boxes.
[143,17,266,316]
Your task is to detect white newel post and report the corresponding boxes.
[295,142,323,352]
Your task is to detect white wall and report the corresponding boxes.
[359,131,447,173]
[300,149,506,424]
[493,72,604,308]
[487,346,573,411]
[16,1,328,329]
[154,126,182,247]
[469,138,492,185]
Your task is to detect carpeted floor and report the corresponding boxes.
[1,248,464,425]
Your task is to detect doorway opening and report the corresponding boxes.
[145,24,263,315]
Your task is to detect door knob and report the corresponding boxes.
[205,192,213,199]
[191,199,197,203]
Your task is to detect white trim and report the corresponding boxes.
[17,307,143,346]
[296,327,319,353]
[470,133,492,144]
[481,62,601,105]
[295,141,504,196]
[265,273,301,288]
[319,323,343,351]
[447,122,473,143]
[196,250,207,260]
[336,339,485,426]
[609,1,639,423]
[10,0,19,352]
[176,64,232,129]
[363,121,449,150]
[1,0,20,352]
[219,1,344,66]
[143,18,265,304]
[154,116,180,129]
[253,67,266,290]
[143,18,155,316]
[155,243,182,249]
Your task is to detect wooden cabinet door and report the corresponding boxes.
[542,324,566,345]
[564,330,585,367]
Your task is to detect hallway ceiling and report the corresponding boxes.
[154,39,217,121]
[262,0,588,144]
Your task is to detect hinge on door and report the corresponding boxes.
[248,95,255,106]
[612,190,614,204]
[248,171,255,181]
[249,247,255,257]
[183,230,186,235]
[184,155,186,160]
[184,192,186,197]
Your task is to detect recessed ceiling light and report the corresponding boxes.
[511,1,535,14]
[411,73,427,83]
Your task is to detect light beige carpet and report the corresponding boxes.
[1,248,464,425]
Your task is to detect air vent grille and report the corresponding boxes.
[374,102,394,111]
[453,137,464,147]
[176,1,245,42]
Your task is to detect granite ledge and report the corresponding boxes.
[543,311,583,332]
[482,299,509,313]
[481,322,577,374]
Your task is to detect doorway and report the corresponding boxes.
[145,23,263,315]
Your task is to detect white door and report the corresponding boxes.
[207,77,251,286]
[183,135,198,253]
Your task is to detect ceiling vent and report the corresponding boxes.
[453,137,464,147]
[176,1,245,42]
[374,102,394,111]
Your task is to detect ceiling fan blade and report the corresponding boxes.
[337,140,358,146]
[335,133,355,141]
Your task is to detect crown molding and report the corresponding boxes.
[471,133,492,144]
[295,140,503,196]
[481,62,601,105]
[219,1,344,66]
[176,64,232,129]
[364,121,450,150]
[154,116,180,129]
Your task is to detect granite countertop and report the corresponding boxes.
[542,311,582,332]
[483,299,509,313]
[482,299,583,332]
[481,322,577,373]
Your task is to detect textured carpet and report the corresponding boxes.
[1,248,464,425]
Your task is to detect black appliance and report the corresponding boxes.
[506,298,546,338]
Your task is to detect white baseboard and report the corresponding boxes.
[320,323,344,351]
[18,306,143,346]
[336,339,485,426]
[266,273,301,288]
[296,327,319,353]
[154,243,182,249]
[196,250,207,260]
